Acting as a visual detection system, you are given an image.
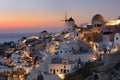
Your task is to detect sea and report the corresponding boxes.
[0,33,40,44]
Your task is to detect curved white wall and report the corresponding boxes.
[114,33,120,44]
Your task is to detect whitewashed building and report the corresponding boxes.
[56,41,79,55]
[114,33,120,44]
[48,58,77,75]
[66,17,76,31]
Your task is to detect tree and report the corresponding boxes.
[80,61,96,78]
[64,61,96,80]
[75,74,84,80]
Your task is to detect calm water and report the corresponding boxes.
[0,33,40,43]
[0,38,19,43]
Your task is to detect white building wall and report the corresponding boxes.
[44,75,61,80]
[114,33,120,44]
[48,64,75,75]
[56,49,72,54]
[38,55,56,73]
[103,35,110,42]
[63,54,94,63]
[66,21,75,30]
[68,43,79,52]
[56,43,79,55]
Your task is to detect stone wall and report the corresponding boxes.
[44,74,61,80]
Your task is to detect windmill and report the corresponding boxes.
[60,12,68,30]
[60,12,68,23]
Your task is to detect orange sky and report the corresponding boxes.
[0,12,87,32]
[0,0,120,33]
[0,13,65,31]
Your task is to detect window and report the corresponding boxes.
[64,66,66,68]
[60,51,62,53]
[65,51,67,53]
[50,69,52,71]
[67,70,69,72]
[64,69,66,73]
[61,69,63,72]
[53,69,55,74]
[97,24,99,27]
[57,69,58,72]
[116,37,118,40]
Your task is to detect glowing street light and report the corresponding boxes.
[58,74,65,80]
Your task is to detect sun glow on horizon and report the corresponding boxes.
[0,0,119,32]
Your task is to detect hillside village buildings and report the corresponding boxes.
[0,14,120,80]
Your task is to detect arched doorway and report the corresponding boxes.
[53,69,56,74]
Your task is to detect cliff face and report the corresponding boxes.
[99,51,120,71]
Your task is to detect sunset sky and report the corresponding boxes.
[0,0,120,33]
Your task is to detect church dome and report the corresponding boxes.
[92,14,104,24]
